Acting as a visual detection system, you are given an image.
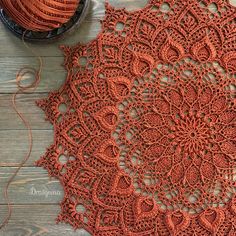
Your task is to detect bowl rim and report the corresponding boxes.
[0,0,90,43]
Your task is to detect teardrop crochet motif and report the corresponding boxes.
[36,0,236,235]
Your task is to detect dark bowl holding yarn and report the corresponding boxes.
[0,0,90,42]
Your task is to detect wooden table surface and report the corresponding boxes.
[0,0,235,235]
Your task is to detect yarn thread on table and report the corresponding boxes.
[0,31,42,230]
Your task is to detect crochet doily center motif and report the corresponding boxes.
[173,115,211,149]
[115,60,236,212]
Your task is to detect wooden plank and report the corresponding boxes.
[230,0,236,5]
[87,0,148,19]
[0,20,101,57]
[0,167,62,204]
[0,57,66,93]
[0,1,236,235]
[0,93,52,130]
[0,130,53,166]
[0,0,147,57]
[0,205,91,236]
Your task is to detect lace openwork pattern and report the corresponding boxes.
[36,0,236,235]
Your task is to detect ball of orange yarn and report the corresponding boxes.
[0,0,80,31]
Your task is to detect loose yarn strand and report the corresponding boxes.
[0,31,42,230]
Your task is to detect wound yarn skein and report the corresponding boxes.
[0,0,80,31]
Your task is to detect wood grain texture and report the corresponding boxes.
[0,205,90,236]
[0,58,65,93]
[0,167,62,204]
[0,130,53,166]
[0,0,236,235]
[0,93,52,130]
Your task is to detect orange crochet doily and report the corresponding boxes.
[36,0,236,235]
